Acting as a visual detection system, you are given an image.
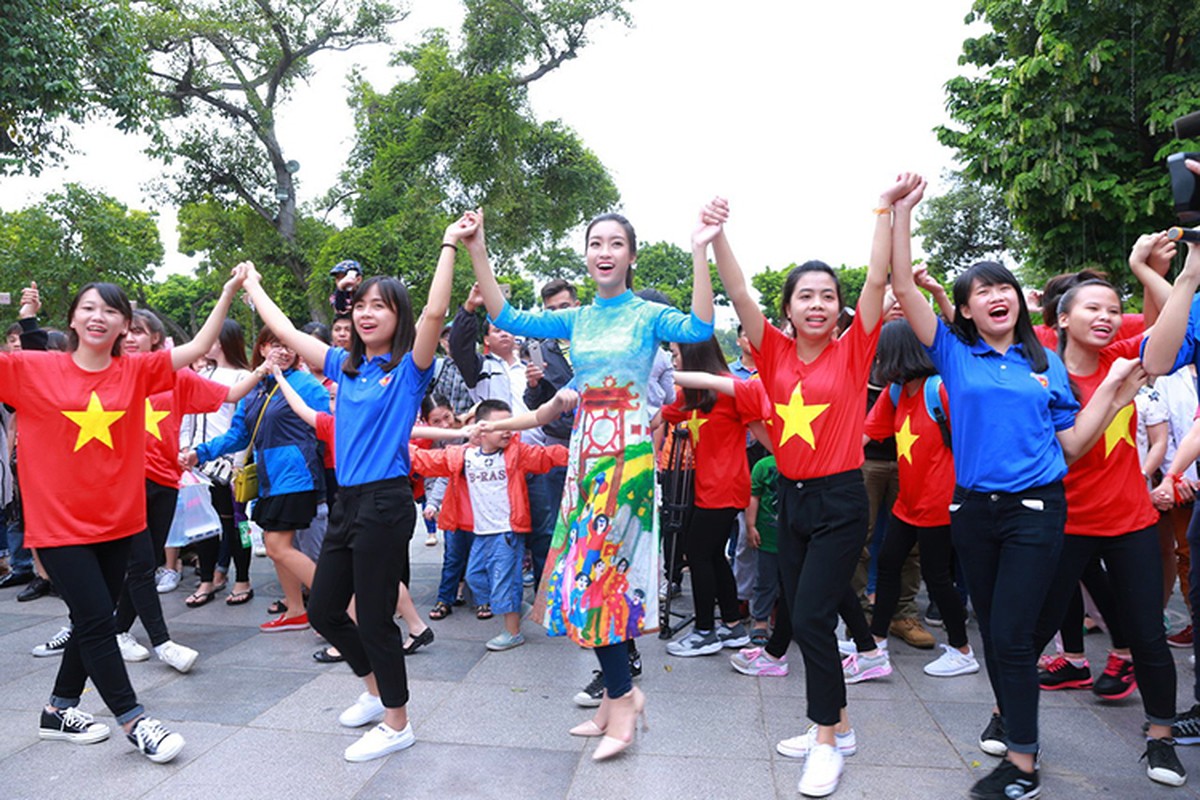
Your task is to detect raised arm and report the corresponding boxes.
[240,262,329,371]
[478,388,580,432]
[860,174,920,334]
[225,367,265,405]
[1128,232,1177,328]
[890,174,937,346]
[914,268,955,322]
[706,198,765,350]
[412,217,465,370]
[459,209,506,320]
[1142,244,1200,376]
[672,370,737,397]
[1056,358,1147,463]
[270,362,318,429]
[170,264,246,370]
[689,207,716,326]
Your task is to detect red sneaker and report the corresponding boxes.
[1168,625,1194,648]
[1093,652,1137,700]
[260,613,310,633]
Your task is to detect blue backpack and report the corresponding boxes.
[888,375,951,451]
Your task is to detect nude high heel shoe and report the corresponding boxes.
[592,687,648,761]
[570,692,609,737]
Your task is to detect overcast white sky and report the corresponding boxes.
[0,1,982,300]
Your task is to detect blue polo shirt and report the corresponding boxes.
[927,320,1079,493]
[325,347,433,486]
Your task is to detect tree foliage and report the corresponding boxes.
[136,0,403,318]
[631,241,727,312]
[939,1,1200,290]
[336,1,629,307]
[0,184,162,325]
[0,0,151,175]
[915,171,1027,280]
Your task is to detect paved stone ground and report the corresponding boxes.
[1,533,1199,800]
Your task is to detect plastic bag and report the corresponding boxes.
[166,471,222,548]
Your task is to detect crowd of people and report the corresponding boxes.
[4,164,1200,798]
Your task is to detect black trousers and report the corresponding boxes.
[113,480,175,646]
[194,483,251,583]
[776,470,868,726]
[871,519,969,648]
[686,506,742,631]
[308,478,413,709]
[40,536,144,724]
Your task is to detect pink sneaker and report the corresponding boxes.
[730,646,788,677]
[842,649,892,684]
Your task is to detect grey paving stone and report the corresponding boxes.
[419,682,592,752]
[0,610,56,635]
[772,762,973,800]
[568,753,769,800]
[356,742,579,799]
[138,664,318,725]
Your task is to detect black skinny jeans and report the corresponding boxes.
[113,479,176,647]
[194,483,251,583]
[776,470,868,726]
[686,506,743,631]
[307,478,413,709]
[1056,557,1125,654]
[950,482,1065,755]
[871,519,969,649]
[40,537,144,724]
[1033,526,1175,725]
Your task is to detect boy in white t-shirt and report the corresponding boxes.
[411,398,569,651]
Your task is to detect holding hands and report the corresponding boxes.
[1129,232,1177,277]
[880,172,923,210]
[694,197,729,249]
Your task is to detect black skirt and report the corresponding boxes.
[252,490,319,532]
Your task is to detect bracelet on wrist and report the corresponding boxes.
[872,206,892,216]
[441,242,458,252]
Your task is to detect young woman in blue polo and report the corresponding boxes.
[233,214,460,764]
[890,174,1142,800]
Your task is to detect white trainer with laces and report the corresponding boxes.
[156,640,198,674]
[155,568,180,593]
[777,724,857,758]
[117,632,150,662]
[344,721,415,762]
[127,717,185,764]
[798,742,845,797]
[32,626,72,657]
[923,644,981,677]
[339,692,386,728]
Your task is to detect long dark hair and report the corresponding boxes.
[218,319,251,370]
[950,261,1048,373]
[586,213,638,290]
[677,336,731,413]
[779,261,843,322]
[873,320,937,385]
[341,276,415,379]
[67,282,132,357]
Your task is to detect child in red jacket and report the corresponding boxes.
[411,397,570,651]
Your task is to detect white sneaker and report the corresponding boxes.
[339,692,386,728]
[117,632,150,662]
[344,721,415,762]
[155,640,198,674]
[32,626,72,657]
[923,644,981,677]
[127,717,185,764]
[155,568,180,594]
[799,742,844,797]
[837,638,856,655]
[776,724,857,758]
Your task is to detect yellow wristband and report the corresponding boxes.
[872,206,892,216]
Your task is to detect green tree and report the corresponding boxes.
[136,0,402,319]
[337,1,630,306]
[0,184,162,324]
[632,241,728,312]
[916,171,1028,280]
[0,0,150,174]
[939,1,1200,290]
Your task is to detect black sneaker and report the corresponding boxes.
[573,670,604,708]
[39,707,110,744]
[628,645,642,678]
[969,760,1039,800]
[979,713,1008,757]
[127,717,185,764]
[17,576,54,602]
[1172,703,1200,744]
[1092,653,1137,700]
[1143,737,1187,786]
[925,601,944,628]
[1037,656,1093,690]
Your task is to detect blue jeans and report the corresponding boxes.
[466,532,523,615]
[526,467,566,590]
[951,482,1065,755]
[437,530,482,605]
[3,506,32,576]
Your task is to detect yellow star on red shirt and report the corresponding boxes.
[682,410,708,447]
[62,392,126,452]
[1103,403,1136,458]
[896,415,920,464]
[775,381,829,450]
[144,398,170,440]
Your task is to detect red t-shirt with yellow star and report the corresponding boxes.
[661,378,768,509]
[864,378,955,527]
[145,368,231,489]
[0,349,175,547]
[1063,335,1158,537]
[750,310,881,480]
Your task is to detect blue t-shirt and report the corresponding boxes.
[324,348,433,486]
[927,320,1079,493]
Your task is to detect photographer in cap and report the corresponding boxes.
[329,260,363,316]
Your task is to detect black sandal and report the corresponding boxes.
[226,588,255,606]
[312,646,345,664]
[429,601,452,620]
[267,599,287,615]
[403,627,435,655]
[476,604,493,620]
